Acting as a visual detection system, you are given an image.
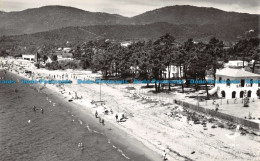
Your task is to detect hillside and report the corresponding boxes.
[1,22,259,53]
[0,5,259,36]
[0,5,128,36]
[131,5,259,25]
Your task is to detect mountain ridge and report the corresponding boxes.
[0,5,259,48]
[0,5,259,36]
[1,22,258,49]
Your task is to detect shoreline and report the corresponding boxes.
[5,69,163,161]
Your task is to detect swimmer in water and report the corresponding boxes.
[81,143,84,151]
[78,143,84,151]
[41,108,44,114]
[33,106,36,112]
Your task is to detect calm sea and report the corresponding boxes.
[0,70,151,161]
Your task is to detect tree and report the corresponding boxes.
[205,37,224,84]
[72,45,82,59]
[178,38,196,93]
[135,41,152,86]
[42,55,48,63]
[92,41,114,78]
[247,38,260,73]
[0,50,9,57]
[157,34,176,91]
[51,55,58,62]
[149,34,175,92]
[233,38,259,68]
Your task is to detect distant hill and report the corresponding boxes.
[1,22,259,53]
[131,5,259,25]
[0,5,259,37]
[0,5,128,36]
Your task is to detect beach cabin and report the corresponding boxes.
[214,68,260,99]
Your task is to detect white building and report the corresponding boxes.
[57,53,73,62]
[214,68,260,99]
[224,60,248,68]
[63,48,71,53]
[120,41,133,47]
[22,54,35,61]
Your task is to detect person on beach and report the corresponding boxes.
[115,114,118,122]
[215,104,219,112]
[162,150,167,160]
[101,118,105,125]
[95,111,98,118]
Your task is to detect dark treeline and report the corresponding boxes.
[1,33,259,97]
[66,34,259,96]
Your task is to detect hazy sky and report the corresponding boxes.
[0,0,259,16]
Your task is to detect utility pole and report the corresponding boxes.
[100,80,101,101]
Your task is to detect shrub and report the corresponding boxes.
[45,61,61,70]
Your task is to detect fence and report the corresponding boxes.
[176,100,260,129]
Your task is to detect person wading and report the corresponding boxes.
[33,106,36,112]
[41,108,44,114]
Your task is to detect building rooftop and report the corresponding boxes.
[216,68,260,78]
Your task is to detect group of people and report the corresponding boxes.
[78,142,84,151]
[95,111,105,125]
[115,113,126,122]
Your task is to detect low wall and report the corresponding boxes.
[175,100,260,129]
[201,97,260,106]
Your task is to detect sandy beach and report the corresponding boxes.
[5,65,260,161]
